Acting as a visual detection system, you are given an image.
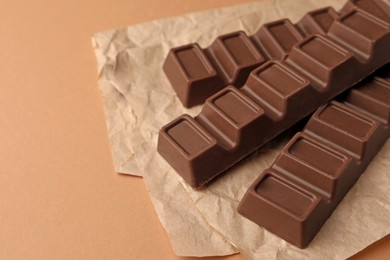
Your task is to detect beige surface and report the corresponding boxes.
[0,0,388,259]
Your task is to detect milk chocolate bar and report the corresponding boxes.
[158,7,390,188]
[237,72,390,248]
[163,7,338,107]
[164,0,390,108]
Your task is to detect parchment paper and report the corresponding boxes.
[92,0,390,258]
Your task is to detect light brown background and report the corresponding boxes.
[0,0,388,259]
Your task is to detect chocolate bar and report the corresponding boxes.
[164,0,390,108]
[237,71,390,248]
[158,5,390,188]
[163,7,339,107]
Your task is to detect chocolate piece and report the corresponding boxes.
[237,72,390,248]
[251,19,303,60]
[163,44,223,108]
[341,0,390,22]
[158,7,390,188]
[163,7,338,107]
[296,6,339,35]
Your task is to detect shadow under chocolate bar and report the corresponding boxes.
[163,6,339,107]
[237,70,390,248]
[158,4,390,188]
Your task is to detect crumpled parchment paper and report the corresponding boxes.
[92,0,390,258]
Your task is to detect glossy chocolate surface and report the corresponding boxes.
[158,3,390,188]
[238,71,390,248]
[163,7,338,107]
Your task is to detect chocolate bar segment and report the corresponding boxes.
[273,133,352,199]
[158,7,390,188]
[207,31,265,87]
[344,77,390,124]
[304,101,382,159]
[341,0,390,22]
[238,72,390,248]
[163,44,222,107]
[328,8,390,61]
[163,6,339,107]
[158,115,221,187]
[240,61,310,119]
[286,34,356,90]
[197,86,265,151]
[251,19,303,60]
[296,7,339,35]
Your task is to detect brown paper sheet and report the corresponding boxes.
[92,0,390,258]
